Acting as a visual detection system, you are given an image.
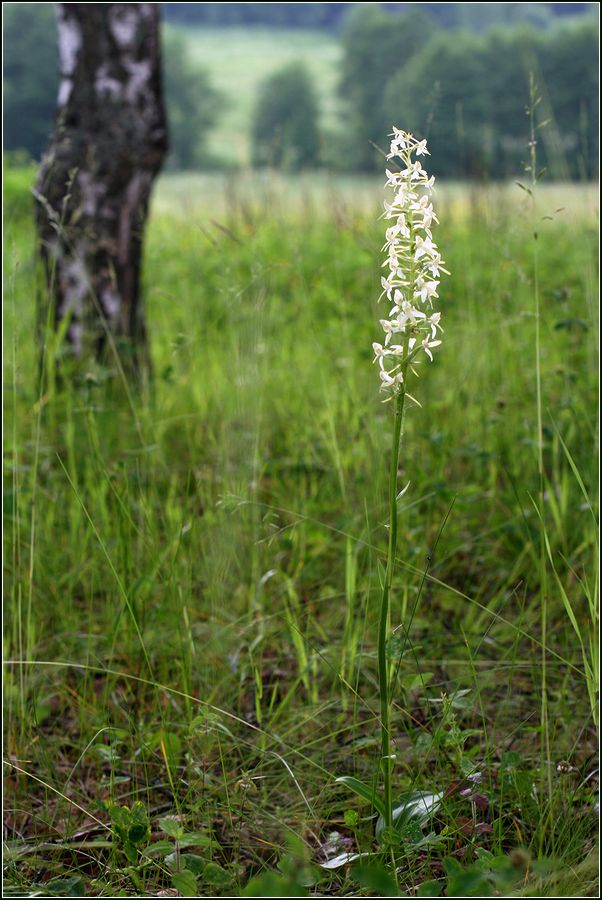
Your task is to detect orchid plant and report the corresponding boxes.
[337,129,449,851]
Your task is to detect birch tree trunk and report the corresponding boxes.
[35,3,168,376]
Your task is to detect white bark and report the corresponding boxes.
[35,3,168,373]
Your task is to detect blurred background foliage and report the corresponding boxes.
[162,29,224,170]
[2,1,599,178]
[251,62,321,169]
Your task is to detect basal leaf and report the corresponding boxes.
[336,775,385,818]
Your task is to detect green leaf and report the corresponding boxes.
[500,750,522,771]
[179,831,212,848]
[130,800,149,825]
[352,861,400,896]
[203,862,231,885]
[413,830,444,850]
[554,318,589,332]
[401,672,433,691]
[376,791,443,839]
[123,841,138,864]
[172,869,198,897]
[443,857,494,897]
[165,851,179,872]
[183,853,206,875]
[417,879,442,896]
[336,776,385,818]
[243,871,307,897]
[107,800,150,851]
[449,689,472,710]
[278,855,317,888]
[159,817,185,840]
[108,803,130,843]
[400,820,423,845]
[128,823,149,845]
[447,868,492,897]
[45,876,87,897]
[443,857,463,877]
[146,840,174,857]
[385,634,405,661]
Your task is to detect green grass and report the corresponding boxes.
[167,25,342,166]
[3,164,599,897]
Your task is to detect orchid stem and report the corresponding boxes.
[378,386,405,832]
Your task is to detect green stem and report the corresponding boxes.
[527,74,553,845]
[378,386,406,830]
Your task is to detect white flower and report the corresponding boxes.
[400,161,425,181]
[421,337,442,361]
[380,318,401,346]
[412,195,432,211]
[428,312,443,337]
[372,342,391,367]
[415,280,439,305]
[388,343,404,356]
[384,198,405,218]
[380,369,404,389]
[383,224,400,245]
[399,300,426,328]
[382,217,410,248]
[388,288,404,316]
[385,169,402,187]
[393,184,416,207]
[380,274,395,300]
[373,129,448,393]
[427,253,450,278]
[412,196,438,229]
[419,207,437,230]
[414,235,437,260]
[372,341,386,357]
[386,251,403,276]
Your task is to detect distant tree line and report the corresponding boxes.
[253,4,598,178]
[3,3,598,179]
[340,5,598,178]
[161,1,349,30]
[161,2,595,32]
[3,3,222,169]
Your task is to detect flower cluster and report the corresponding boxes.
[373,128,448,394]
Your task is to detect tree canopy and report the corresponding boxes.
[3,2,598,178]
[160,2,595,32]
[381,21,598,178]
[3,2,58,159]
[162,29,223,170]
[251,62,321,169]
[339,5,438,169]
[3,4,222,170]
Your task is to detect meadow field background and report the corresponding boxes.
[3,13,600,900]
[4,160,599,896]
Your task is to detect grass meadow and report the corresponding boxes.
[3,161,599,897]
